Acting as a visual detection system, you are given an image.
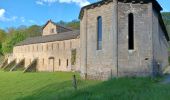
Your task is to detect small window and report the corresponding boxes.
[66,59,69,67]
[36,45,38,51]
[59,59,61,66]
[70,41,72,49]
[97,16,102,50]
[42,59,44,65]
[128,13,134,50]
[58,43,59,49]
[51,28,55,33]
[52,43,54,50]
[46,44,48,51]
[71,49,76,65]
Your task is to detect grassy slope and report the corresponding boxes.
[0,71,170,100]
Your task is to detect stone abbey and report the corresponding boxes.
[5,0,170,80]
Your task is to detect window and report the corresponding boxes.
[42,59,44,65]
[70,41,72,49]
[52,43,54,50]
[97,16,102,50]
[57,43,59,49]
[66,59,69,67]
[46,44,48,51]
[71,49,76,65]
[59,59,61,66]
[36,45,38,51]
[51,28,55,33]
[128,13,134,50]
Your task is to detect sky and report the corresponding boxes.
[0,0,169,29]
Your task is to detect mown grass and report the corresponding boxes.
[0,71,170,100]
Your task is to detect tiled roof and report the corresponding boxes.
[16,30,80,46]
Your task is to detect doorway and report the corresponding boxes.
[48,57,54,72]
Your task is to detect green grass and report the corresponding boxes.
[0,71,170,100]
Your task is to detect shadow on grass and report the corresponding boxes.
[16,77,170,100]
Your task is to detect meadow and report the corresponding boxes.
[0,71,170,100]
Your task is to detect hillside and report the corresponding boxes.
[162,12,170,36]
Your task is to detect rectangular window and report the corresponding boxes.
[42,59,44,65]
[66,59,69,67]
[128,13,134,50]
[59,59,61,66]
[97,16,102,50]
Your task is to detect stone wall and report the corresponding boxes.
[152,9,169,75]
[80,1,169,80]
[80,2,117,80]
[117,3,153,76]
[13,38,80,72]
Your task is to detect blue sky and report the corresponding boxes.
[0,0,169,29]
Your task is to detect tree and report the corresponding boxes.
[0,29,7,55]
[2,30,26,54]
[26,25,42,37]
[66,20,80,30]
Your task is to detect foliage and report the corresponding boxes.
[162,12,170,36]
[57,20,80,30]
[2,30,27,54]
[0,29,7,55]
[0,25,42,54]
[26,25,42,37]
[162,12,170,26]
[66,20,80,30]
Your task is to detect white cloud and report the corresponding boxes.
[0,8,17,22]
[29,20,36,23]
[36,0,90,7]
[36,1,44,5]
[0,9,5,18]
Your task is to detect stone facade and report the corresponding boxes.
[80,0,169,80]
[12,20,80,72]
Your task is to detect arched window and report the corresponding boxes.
[128,13,134,50]
[97,16,102,50]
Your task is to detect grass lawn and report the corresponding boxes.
[0,71,170,100]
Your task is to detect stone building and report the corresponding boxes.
[79,0,169,80]
[6,0,169,80]
[13,20,80,72]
